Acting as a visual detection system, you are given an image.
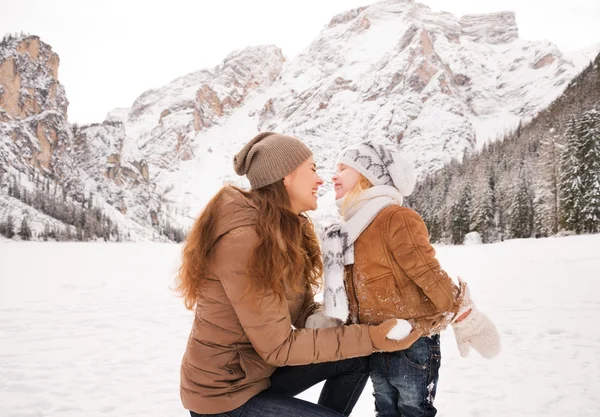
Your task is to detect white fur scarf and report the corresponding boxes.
[321,185,404,322]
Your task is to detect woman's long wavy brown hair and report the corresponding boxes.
[175,181,323,310]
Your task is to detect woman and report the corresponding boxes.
[176,132,422,417]
[308,140,500,417]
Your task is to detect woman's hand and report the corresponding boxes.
[368,319,423,352]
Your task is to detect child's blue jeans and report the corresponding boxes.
[370,334,441,417]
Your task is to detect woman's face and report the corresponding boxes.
[284,156,324,214]
[332,164,362,200]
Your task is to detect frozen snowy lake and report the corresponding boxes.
[1,235,599,416]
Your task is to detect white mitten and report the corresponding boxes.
[386,319,413,340]
[305,311,343,329]
[451,279,501,359]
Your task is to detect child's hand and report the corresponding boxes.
[305,311,343,329]
[452,309,500,358]
[451,280,500,359]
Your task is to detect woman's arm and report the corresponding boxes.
[213,226,373,367]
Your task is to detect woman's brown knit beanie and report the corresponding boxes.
[233,132,313,189]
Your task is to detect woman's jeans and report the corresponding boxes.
[370,334,442,417]
[190,356,369,417]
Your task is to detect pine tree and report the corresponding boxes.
[559,110,600,233]
[19,217,32,240]
[0,218,8,238]
[450,184,472,244]
[42,223,51,241]
[532,187,554,237]
[471,177,495,242]
[538,129,561,234]
[559,116,586,233]
[509,176,534,238]
[5,215,15,238]
[65,226,73,241]
[428,214,442,243]
[580,109,600,232]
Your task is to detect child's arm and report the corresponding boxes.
[294,292,321,328]
[386,208,500,357]
[385,207,462,316]
[451,279,501,358]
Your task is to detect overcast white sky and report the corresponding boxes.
[1,0,599,124]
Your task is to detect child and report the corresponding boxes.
[307,141,500,417]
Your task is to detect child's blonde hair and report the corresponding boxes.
[341,174,373,217]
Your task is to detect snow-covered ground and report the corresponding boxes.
[1,234,599,417]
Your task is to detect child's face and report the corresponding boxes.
[332,164,362,200]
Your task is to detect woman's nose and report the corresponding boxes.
[317,175,324,186]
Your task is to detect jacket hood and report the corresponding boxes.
[210,186,259,246]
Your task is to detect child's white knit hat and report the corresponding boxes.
[337,141,417,197]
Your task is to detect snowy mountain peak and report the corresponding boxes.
[327,6,370,28]
[250,0,592,182]
[104,107,128,124]
[194,44,285,133]
[459,12,518,44]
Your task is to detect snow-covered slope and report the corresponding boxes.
[120,45,285,170]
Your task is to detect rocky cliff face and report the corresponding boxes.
[0,35,73,176]
[117,45,285,171]
[0,35,154,239]
[0,35,67,120]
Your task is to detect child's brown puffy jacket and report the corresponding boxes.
[344,205,463,337]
